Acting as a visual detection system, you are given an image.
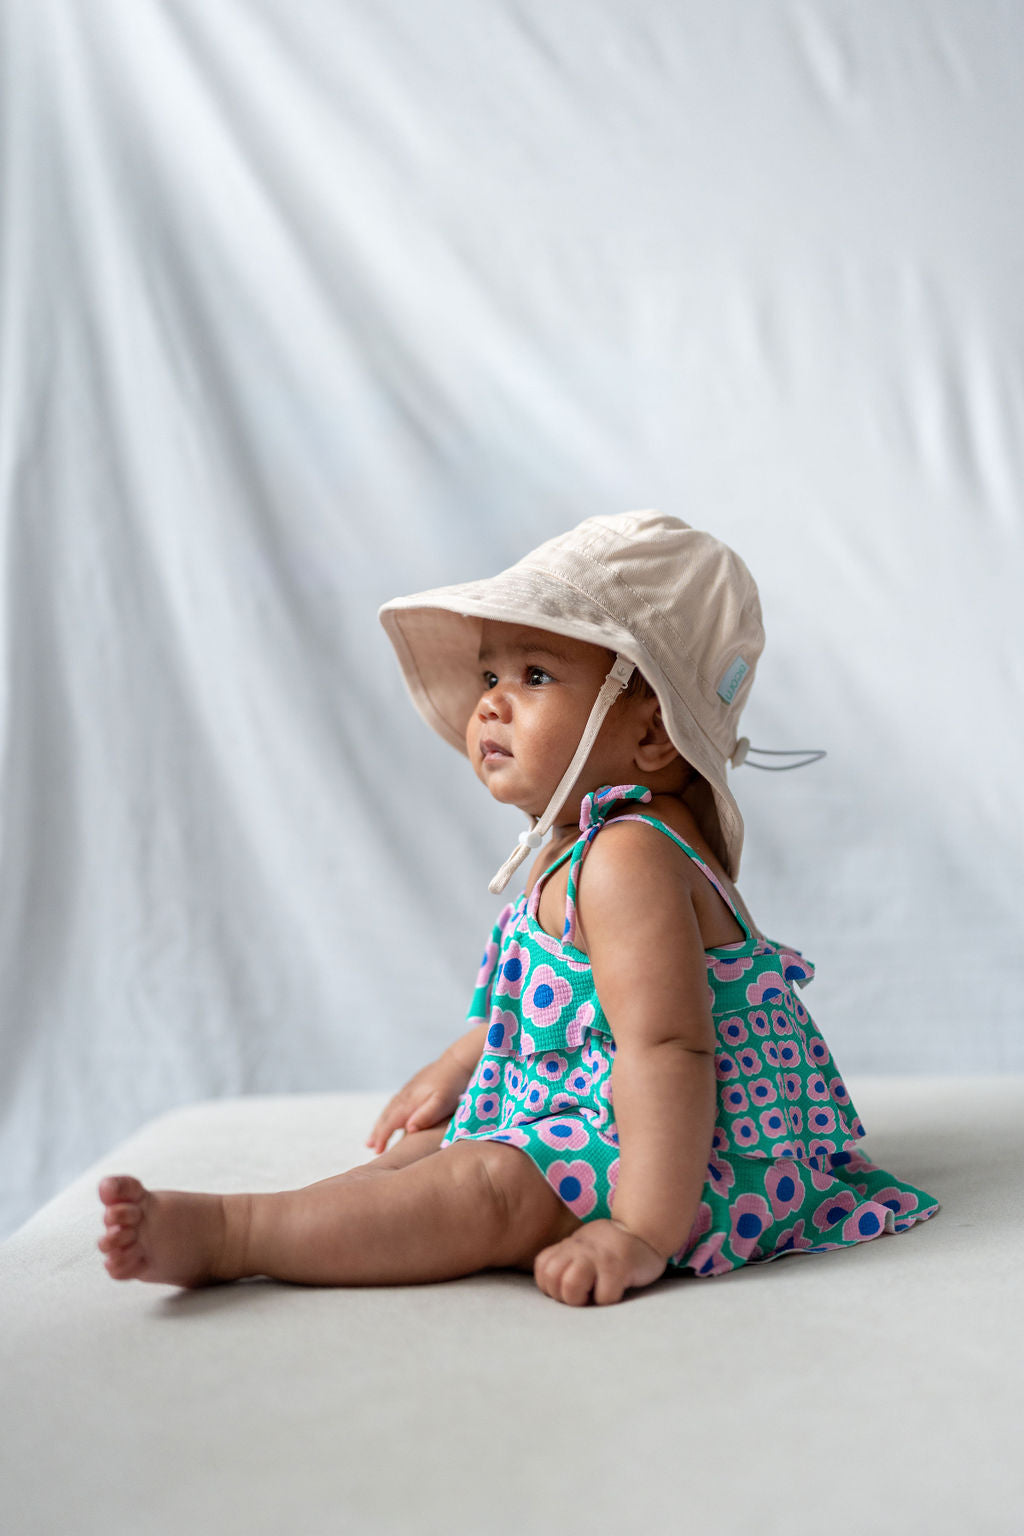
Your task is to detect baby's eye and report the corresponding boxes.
[525,666,554,687]
[481,670,499,690]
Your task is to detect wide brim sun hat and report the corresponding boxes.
[379,511,769,890]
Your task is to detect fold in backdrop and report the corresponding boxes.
[0,0,1021,1238]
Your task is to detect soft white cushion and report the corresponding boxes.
[2,1080,1021,1535]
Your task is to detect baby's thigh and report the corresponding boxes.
[444,1138,582,1270]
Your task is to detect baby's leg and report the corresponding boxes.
[98,1139,580,1288]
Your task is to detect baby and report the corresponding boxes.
[98,512,939,1304]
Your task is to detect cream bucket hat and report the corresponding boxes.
[380,511,818,892]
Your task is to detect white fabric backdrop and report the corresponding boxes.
[1,0,1021,1239]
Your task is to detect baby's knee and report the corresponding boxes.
[443,1139,576,1266]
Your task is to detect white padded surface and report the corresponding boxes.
[2,1080,1022,1535]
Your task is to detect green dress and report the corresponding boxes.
[440,784,940,1275]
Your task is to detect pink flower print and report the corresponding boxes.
[454,1095,475,1127]
[581,1037,610,1077]
[762,1040,780,1066]
[777,1041,800,1069]
[748,1076,777,1106]
[494,942,530,1000]
[736,1047,761,1077]
[708,953,754,982]
[872,1186,920,1220]
[475,938,500,991]
[565,1001,596,1047]
[849,1114,865,1139]
[521,965,572,1029]
[487,1125,531,1148]
[711,1126,729,1154]
[841,1202,890,1243]
[792,998,809,1026]
[485,1008,518,1055]
[565,1066,590,1096]
[807,1163,836,1192]
[760,1107,790,1140]
[729,1192,773,1260]
[606,1157,620,1205]
[806,1073,829,1102]
[790,1139,807,1162]
[783,1073,802,1101]
[715,1053,739,1081]
[477,1061,502,1091]
[706,1154,736,1195]
[549,1091,580,1113]
[675,1199,712,1262]
[777,948,814,987]
[517,1028,537,1055]
[547,1159,597,1218]
[722,1083,749,1114]
[829,1076,850,1104]
[731,1116,759,1149]
[531,929,562,958]
[718,1016,748,1048]
[688,1230,734,1277]
[745,972,787,1008]
[807,1037,831,1068]
[537,1053,569,1081]
[474,1091,501,1123]
[812,1188,859,1232]
[808,1106,837,1136]
[770,1008,793,1036]
[787,1104,803,1133]
[774,1218,815,1254]
[503,1062,528,1099]
[766,1162,805,1219]
[808,1138,836,1166]
[748,1009,771,1037]
[538,1117,589,1152]
[522,1081,549,1116]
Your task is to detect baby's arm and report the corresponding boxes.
[533,823,717,1305]
[366,1020,487,1154]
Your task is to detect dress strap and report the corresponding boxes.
[562,784,752,949]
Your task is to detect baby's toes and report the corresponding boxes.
[103,1243,145,1281]
[98,1227,136,1255]
[103,1201,142,1229]
[98,1174,145,1208]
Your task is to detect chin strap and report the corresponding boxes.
[488,655,636,895]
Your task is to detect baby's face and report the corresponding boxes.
[466,621,645,824]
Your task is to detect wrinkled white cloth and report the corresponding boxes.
[1,0,1022,1238]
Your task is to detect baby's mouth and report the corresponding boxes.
[480,738,512,763]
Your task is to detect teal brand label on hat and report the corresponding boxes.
[716,655,749,704]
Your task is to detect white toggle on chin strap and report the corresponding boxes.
[730,737,827,771]
[488,655,636,895]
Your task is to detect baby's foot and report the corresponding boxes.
[97,1175,245,1287]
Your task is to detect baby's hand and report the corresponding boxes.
[366,1050,474,1154]
[534,1219,668,1306]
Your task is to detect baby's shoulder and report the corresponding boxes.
[591,795,753,950]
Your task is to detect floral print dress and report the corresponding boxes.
[440,785,940,1276]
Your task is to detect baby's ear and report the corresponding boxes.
[633,703,679,772]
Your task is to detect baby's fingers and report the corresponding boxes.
[535,1245,595,1307]
[403,1090,444,1134]
[367,1097,408,1152]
